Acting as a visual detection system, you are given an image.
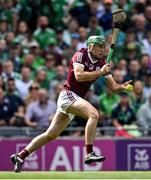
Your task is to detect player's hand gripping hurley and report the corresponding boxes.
[106,9,126,63]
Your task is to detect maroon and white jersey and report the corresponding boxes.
[64,48,106,98]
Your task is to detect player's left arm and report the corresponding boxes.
[105,74,132,93]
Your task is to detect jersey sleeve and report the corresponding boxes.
[72,51,85,67]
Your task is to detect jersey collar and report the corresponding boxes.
[88,52,99,64]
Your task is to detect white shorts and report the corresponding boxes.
[57,89,82,120]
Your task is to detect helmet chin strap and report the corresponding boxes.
[88,44,100,61]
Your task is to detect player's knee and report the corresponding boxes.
[90,110,99,121]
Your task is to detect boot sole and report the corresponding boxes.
[84,156,106,164]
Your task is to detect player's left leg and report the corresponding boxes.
[66,98,106,164]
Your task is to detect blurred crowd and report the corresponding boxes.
[0,0,151,138]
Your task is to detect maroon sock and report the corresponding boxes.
[86,144,93,154]
[18,149,29,160]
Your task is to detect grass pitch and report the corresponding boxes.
[0,171,151,180]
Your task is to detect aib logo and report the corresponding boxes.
[135,149,149,161]
[133,148,150,170]
[128,144,151,170]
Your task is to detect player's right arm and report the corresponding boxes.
[74,63,111,82]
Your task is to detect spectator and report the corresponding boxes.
[53,82,64,101]
[98,0,113,31]
[93,76,106,95]
[43,54,56,81]
[5,31,15,48]
[143,68,151,100]
[28,41,39,55]
[5,78,24,116]
[33,16,56,49]
[117,59,127,76]
[133,1,145,14]
[0,0,20,32]
[0,88,13,126]
[25,89,57,128]
[15,67,33,99]
[56,27,69,53]
[0,39,9,62]
[11,37,22,53]
[130,80,145,114]
[44,37,63,65]
[104,30,112,49]
[88,0,102,17]
[87,16,104,37]
[133,14,146,42]
[124,60,141,82]
[125,29,137,44]
[142,26,151,57]
[63,18,79,46]
[140,54,150,76]
[35,69,49,90]
[113,69,124,84]
[64,33,80,62]
[0,16,9,39]
[9,44,22,72]
[114,29,141,62]
[99,87,119,118]
[112,92,136,138]
[49,65,66,99]
[137,93,151,135]
[10,106,25,127]
[39,0,66,29]
[24,82,39,107]
[77,26,87,50]
[19,1,39,32]
[15,21,29,46]
[68,0,90,27]
[28,41,45,71]
[23,54,36,72]
[124,42,141,62]
[145,6,151,26]
[1,60,20,82]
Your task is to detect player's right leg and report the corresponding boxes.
[10,112,70,172]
